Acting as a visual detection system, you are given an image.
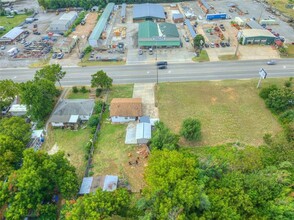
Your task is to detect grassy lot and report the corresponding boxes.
[192,50,210,62]
[43,128,92,179]
[92,84,147,192]
[0,15,28,37]
[281,44,294,58]
[267,0,294,18]
[218,54,238,61]
[28,57,50,68]
[78,53,126,66]
[66,87,92,99]
[158,79,285,146]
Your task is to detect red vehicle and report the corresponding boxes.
[215,43,220,48]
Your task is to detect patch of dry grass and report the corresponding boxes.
[158,79,285,146]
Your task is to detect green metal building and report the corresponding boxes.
[138,21,181,48]
[238,29,276,45]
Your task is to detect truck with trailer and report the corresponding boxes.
[206,13,227,20]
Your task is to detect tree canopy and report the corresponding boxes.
[0,79,19,110]
[91,70,113,89]
[61,189,131,219]
[20,79,58,121]
[34,64,66,87]
[0,149,79,219]
[193,34,205,49]
[149,121,179,150]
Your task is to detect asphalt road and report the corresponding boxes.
[0,59,293,86]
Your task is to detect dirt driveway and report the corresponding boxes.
[132,83,159,118]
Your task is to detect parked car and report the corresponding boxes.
[204,43,209,48]
[215,43,220,48]
[225,42,230,47]
[138,49,143,55]
[220,42,226,47]
[210,43,215,48]
[267,60,276,65]
[158,65,167,69]
[52,53,57,59]
[79,52,85,59]
[33,32,41,35]
[57,53,64,59]
[0,45,5,50]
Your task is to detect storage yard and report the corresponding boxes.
[0,0,294,67]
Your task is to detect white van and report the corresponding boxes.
[7,47,19,56]
[198,15,203,20]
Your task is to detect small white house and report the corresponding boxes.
[9,104,27,116]
[136,122,151,144]
[110,98,143,123]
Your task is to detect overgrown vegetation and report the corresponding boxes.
[64,11,86,37]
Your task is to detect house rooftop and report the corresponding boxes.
[110,98,143,117]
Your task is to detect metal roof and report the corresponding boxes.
[139,116,150,123]
[121,3,126,18]
[185,19,197,38]
[59,11,77,21]
[240,29,275,38]
[79,177,93,194]
[138,21,158,39]
[172,13,183,20]
[9,104,27,112]
[201,0,210,9]
[69,115,79,123]
[159,22,179,38]
[246,20,264,30]
[136,122,151,140]
[1,27,24,40]
[133,3,165,20]
[103,175,118,192]
[89,3,115,47]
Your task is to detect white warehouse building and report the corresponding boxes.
[50,11,78,34]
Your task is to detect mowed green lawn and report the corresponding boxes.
[0,15,28,37]
[158,79,284,146]
[43,128,91,180]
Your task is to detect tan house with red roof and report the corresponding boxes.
[110,98,143,123]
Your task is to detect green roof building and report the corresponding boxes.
[138,21,181,48]
[237,29,276,45]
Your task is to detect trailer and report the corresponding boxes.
[206,13,227,20]
[7,47,19,56]
[259,19,279,25]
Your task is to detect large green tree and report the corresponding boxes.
[0,149,79,219]
[61,189,130,219]
[0,135,25,180]
[141,150,208,219]
[265,87,294,113]
[0,116,31,144]
[91,70,113,89]
[0,79,19,111]
[193,34,205,49]
[20,79,58,121]
[34,64,66,87]
[149,121,179,150]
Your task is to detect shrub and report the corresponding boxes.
[180,118,202,141]
[259,85,278,100]
[96,88,102,97]
[80,86,88,93]
[84,46,92,54]
[72,86,79,93]
[265,88,294,114]
[94,101,104,114]
[279,109,294,124]
[284,80,292,88]
[88,114,99,128]
[284,122,294,142]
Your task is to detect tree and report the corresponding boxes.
[20,79,58,121]
[259,84,278,100]
[0,135,25,180]
[265,88,294,113]
[34,64,66,87]
[149,121,179,150]
[193,34,205,50]
[91,70,113,89]
[0,79,19,111]
[0,116,31,144]
[61,189,131,219]
[180,118,202,141]
[141,150,207,219]
[0,149,78,219]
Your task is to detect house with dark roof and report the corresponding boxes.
[110,98,143,123]
[49,99,95,129]
[133,3,165,22]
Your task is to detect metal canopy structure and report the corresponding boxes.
[88,3,115,47]
[185,19,197,38]
[133,3,165,20]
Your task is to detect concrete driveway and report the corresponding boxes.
[132,83,159,118]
